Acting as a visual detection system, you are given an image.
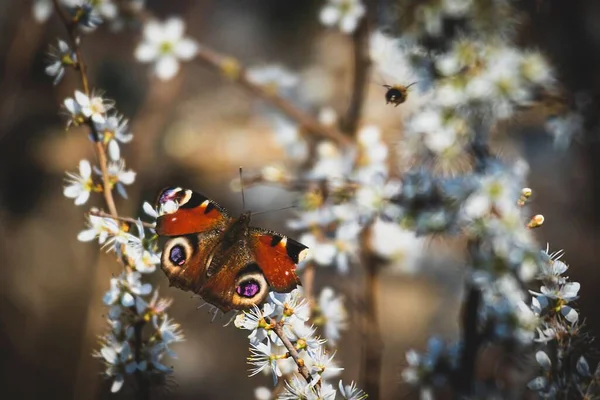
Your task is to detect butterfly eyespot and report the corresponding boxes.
[232,270,269,308]
[169,245,186,266]
[236,280,261,298]
[162,237,194,271]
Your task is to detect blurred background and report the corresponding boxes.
[2,0,600,398]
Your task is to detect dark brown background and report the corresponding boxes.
[1,0,600,398]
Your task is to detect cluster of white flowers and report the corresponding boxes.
[525,247,600,397]
[42,1,185,394]
[33,0,145,30]
[235,288,365,400]
[62,90,136,204]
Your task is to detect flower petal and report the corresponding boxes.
[163,18,184,41]
[154,56,180,80]
[74,191,90,206]
[319,6,340,26]
[535,351,552,370]
[110,375,125,393]
[108,140,120,161]
[135,43,159,63]
[174,38,198,60]
[79,159,92,178]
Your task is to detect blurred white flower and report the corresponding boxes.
[368,218,423,272]
[64,159,93,205]
[247,64,299,94]
[319,0,366,34]
[135,18,198,80]
[318,287,347,345]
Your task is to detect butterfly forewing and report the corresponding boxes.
[155,187,231,236]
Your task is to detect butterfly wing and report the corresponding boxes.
[160,231,222,295]
[248,228,309,292]
[155,187,231,236]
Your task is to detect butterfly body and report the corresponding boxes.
[155,187,308,313]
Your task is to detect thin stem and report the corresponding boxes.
[359,244,383,399]
[456,282,481,395]
[52,0,118,218]
[89,209,155,229]
[133,320,150,400]
[268,318,314,384]
[303,262,316,308]
[194,46,352,147]
[341,5,372,136]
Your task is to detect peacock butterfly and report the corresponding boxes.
[154,187,309,313]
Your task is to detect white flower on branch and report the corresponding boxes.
[78,214,132,246]
[63,159,93,205]
[339,380,368,400]
[97,114,133,161]
[135,17,198,80]
[235,304,276,344]
[269,289,310,323]
[319,0,366,34]
[45,39,77,85]
[105,159,136,199]
[248,341,282,384]
[64,90,112,127]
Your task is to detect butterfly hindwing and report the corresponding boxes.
[155,187,230,236]
[160,230,222,294]
[249,228,308,292]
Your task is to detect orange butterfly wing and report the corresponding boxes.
[249,228,308,292]
[155,187,230,236]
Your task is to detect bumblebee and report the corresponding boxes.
[383,82,416,107]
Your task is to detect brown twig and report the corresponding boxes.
[52,0,118,218]
[341,4,373,136]
[89,209,155,229]
[358,244,383,399]
[302,262,317,308]
[194,46,352,147]
[268,318,314,384]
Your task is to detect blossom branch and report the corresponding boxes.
[89,209,155,229]
[52,0,118,218]
[193,46,352,147]
[267,317,314,383]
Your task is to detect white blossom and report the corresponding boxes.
[135,18,198,80]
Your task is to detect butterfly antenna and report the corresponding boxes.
[251,205,296,217]
[239,166,246,211]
